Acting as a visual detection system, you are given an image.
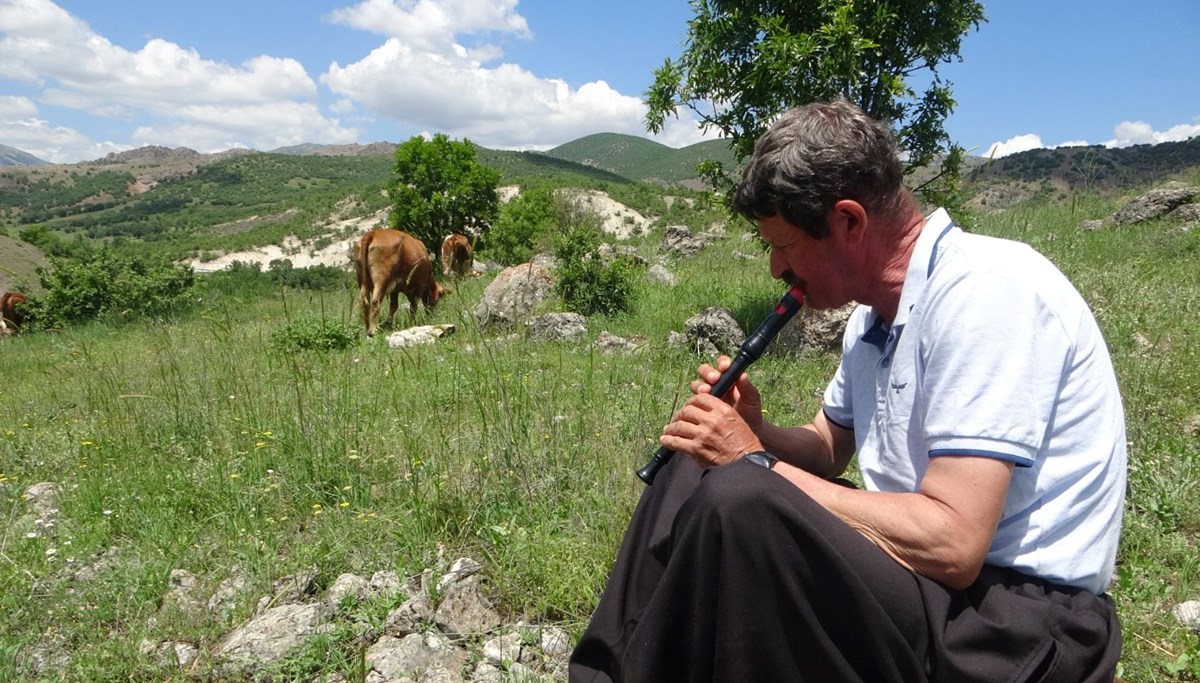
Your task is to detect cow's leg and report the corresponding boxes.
[367,281,389,337]
[358,284,372,331]
[384,289,400,330]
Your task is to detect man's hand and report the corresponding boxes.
[660,393,763,468]
[691,355,766,430]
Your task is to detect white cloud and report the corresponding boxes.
[0,116,125,163]
[984,118,1200,159]
[984,134,1045,159]
[327,0,531,51]
[0,0,356,161]
[0,94,37,119]
[321,5,711,152]
[1104,119,1200,148]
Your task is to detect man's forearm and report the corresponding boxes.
[754,420,848,479]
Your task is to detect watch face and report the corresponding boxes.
[744,452,777,469]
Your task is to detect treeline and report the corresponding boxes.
[0,169,134,223]
[969,136,1200,190]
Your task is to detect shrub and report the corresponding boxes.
[24,251,195,329]
[553,223,641,317]
[482,185,558,265]
[267,259,349,291]
[270,316,360,352]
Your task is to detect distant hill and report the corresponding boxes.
[545,133,737,184]
[0,143,50,167]
[966,136,1200,192]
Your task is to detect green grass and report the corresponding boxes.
[2,193,1199,680]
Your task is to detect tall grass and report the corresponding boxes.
[2,195,1198,680]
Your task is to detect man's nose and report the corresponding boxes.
[769,248,789,279]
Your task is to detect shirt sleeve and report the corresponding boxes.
[822,306,872,430]
[918,255,1074,467]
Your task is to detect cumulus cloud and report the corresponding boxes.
[0,116,124,163]
[984,118,1200,159]
[984,134,1045,159]
[0,0,356,160]
[1104,119,1200,148]
[322,0,709,150]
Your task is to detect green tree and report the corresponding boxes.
[645,0,985,199]
[481,184,560,266]
[389,134,502,252]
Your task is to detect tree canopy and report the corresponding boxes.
[388,134,501,252]
[645,0,985,192]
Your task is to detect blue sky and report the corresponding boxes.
[1,0,1197,164]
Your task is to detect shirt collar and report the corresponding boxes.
[892,208,957,328]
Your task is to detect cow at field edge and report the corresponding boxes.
[440,233,474,278]
[353,229,445,336]
[1,292,27,333]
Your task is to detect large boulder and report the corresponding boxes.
[474,262,555,329]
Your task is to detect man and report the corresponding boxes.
[570,100,1125,682]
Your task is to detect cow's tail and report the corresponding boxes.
[353,233,375,329]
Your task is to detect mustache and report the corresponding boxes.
[779,271,805,290]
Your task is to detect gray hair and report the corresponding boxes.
[732,100,908,238]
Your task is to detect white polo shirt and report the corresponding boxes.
[822,209,1126,594]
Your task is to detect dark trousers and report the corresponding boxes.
[570,455,1121,683]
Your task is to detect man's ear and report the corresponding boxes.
[830,199,868,244]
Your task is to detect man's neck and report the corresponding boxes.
[859,212,926,325]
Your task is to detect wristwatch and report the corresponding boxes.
[742,450,779,470]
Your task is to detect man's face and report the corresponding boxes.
[759,214,852,310]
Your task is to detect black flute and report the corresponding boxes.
[636,285,807,484]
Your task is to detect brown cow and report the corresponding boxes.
[440,233,474,278]
[353,229,445,336]
[1,292,27,334]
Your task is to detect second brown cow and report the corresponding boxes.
[440,233,474,278]
[353,229,445,336]
[1,291,27,334]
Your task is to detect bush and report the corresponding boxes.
[482,185,558,265]
[24,251,195,329]
[267,259,350,291]
[553,223,641,317]
[270,316,360,352]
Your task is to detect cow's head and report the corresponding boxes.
[426,282,448,308]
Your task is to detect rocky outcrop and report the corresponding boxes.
[1081,183,1200,230]
[62,552,570,681]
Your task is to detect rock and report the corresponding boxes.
[271,565,321,605]
[217,602,330,669]
[139,640,201,669]
[434,574,501,637]
[474,262,555,329]
[162,569,205,614]
[481,632,524,666]
[774,303,856,354]
[1174,600,1200,632]
[369,570,404,595]
[365,633,470,682]
[594,331,640,354]
[386,323,456,349]
[383,593,434,637]
[327,573,371,608]
[527,312,588,342]
[646,263,676,286]
[1110,187,1200,225]
[540,626,572,657]
[661,225,710,257]
[684,307,745,357]
[207,572,250,615]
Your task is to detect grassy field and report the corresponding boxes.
[2,187,1199,681]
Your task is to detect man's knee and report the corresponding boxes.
[681,461,780,530]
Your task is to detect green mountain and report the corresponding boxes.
[545,133,738,184]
